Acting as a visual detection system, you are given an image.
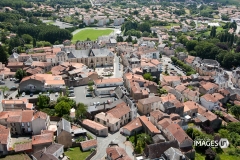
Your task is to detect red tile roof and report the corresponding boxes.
[166,123,192,143]
[106,146,132,160]
[14,141,32,152]
[139,116,160,134]
[122,118,142,132]
[82,119,107,131]
[107,102,130,119]
[32,133,53,145]
[0,124,10,144]
[80,139,97,150]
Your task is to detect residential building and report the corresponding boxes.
[106,146,132,160]
[232,67,240,87]
[94,78,123,88]
[95,102,131,132]
[82,119,108,137]
[32,132,54,152]
[122,118,143,136]
[214,72,228,89]
[163,147,185,160]
[162,76,181,87]
[95,112,120,132]
[150,110,170,126]
[199,82,218,94]
[0,124,11,155]
[183,101,199,117]
[0,110,49,135]
[195,104,222,130]
[56,118,72,148]
[80,139,97,151]
[137,96,162,115]
[19,74,66,92]
[165,123,193,150]
[200,94,220,111]
[139,116,160,136]
[182,88,200,102]
[32,143,64,160]
[144,140,179,159]
[1,99,33,111]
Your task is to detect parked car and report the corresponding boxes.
[68,93,75,97]
[97,102,100,105]
[69,90,74,93]
[93,102,97,105]
[0,81,5,84]
[10,78,13,81]
[10,86,17,90]
[30,93,33,97]
[86,93,92,97]
[47,92,50,97]
[69,86,74,90]
[55,92,59,97]
[22,92,25,97]
[39,92,42,95]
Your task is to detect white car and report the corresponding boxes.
[22,92,25,97]
[55,92,59,97]
[93,102,97,105]
[97,102,100,105]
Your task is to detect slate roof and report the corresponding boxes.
[164,147,184,160]
[145,140,179,159]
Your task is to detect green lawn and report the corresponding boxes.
[72,28,113,42]
[195,152,205,160]
[65,147,91,160]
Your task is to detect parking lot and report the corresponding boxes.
[161,56,186,79]
[73,86,115,106]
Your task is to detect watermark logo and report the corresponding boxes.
[194,138,229,148]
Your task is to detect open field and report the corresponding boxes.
[65,147,91,160]
[72,28,113,42]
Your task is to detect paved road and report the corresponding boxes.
[91,131,134,160]
[113,55,123,78]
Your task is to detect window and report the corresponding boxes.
[27,122,30,126]
[104,121,106,125]
[116,122,118,126]
[22,123,24,127]
[97,118,100,122]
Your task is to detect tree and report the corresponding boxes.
[143,73,153,81]
[186,40,198,52]
[33,38,36,47]
[218,129,229,139]
[126,35,132,42]
[55,101,71,116]
[226,122,240,134]
[15,69,26,81]
[57,96,76,108]
[205,148,217,160]
[230,105,240,119]
[0,45,8,63]
[37,95,50,109]
[75,103,87,119]
[134,131,137,146]
[0,86,9,95]
[21,34,33,44]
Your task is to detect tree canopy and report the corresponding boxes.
[55,101,71,116]
[15,69,27,81]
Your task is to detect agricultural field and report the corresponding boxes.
[72,28,113,42]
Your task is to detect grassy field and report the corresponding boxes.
[72,28,113,42]
[65,147,91,160]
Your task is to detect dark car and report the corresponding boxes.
[10,86,17,90]
[86,93,92,97]
[30,93,33,97]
